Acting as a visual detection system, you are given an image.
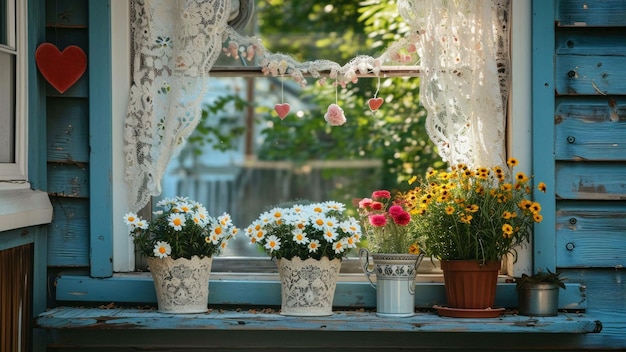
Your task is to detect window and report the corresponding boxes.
[0,0,52,233]
[111,0,530,280]
[0,0,27,186]
[151,1,442,274]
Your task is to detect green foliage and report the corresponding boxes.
[515,269,567,291]
[255,1,446,193]
[182,94,248,158]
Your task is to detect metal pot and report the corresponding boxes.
[517,282,560,316]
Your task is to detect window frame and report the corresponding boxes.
[0,0,29,188]
[99,1,538,302]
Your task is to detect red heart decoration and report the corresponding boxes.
[274,103,291,120]
[35,43,87,94]
[368,97,384,111]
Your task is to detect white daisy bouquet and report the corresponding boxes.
[244,201,363,260]
[123,197,238,260]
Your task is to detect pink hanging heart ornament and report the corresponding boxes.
[274,103,291,120]
[35,43,87,94]
[324,103,347,126]
[368,97,384,111]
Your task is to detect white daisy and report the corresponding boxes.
[168,213,186,231]
[175,202,192,213]
[292,229,309,244]
[264,235,281,253]
[332,239,347,254]
[308,239,320,253]
[211,226,224,239]
[218,213,232,227]
[123,213,139,226]
[322,226,338,243]
[310,215,327,231]
[323,201,345,212]
[153,241,171,258]
[134,219,148,230]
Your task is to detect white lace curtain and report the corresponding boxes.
[398,0,510,169]
[124,0,510,211]
[124,0,233,211]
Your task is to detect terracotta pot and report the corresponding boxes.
[441,260,500,309]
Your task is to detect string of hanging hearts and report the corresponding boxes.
[221,26,420,126]
[264,56,388,126]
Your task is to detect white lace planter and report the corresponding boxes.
[147,256,213,314]
[276,256,341,316]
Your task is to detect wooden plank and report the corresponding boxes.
[555,97,626,160]
[555,162,626,200]
[36,306,601,334]
[88,0,113,278]
[47,197,89,267]
[47,162,89,198]
[34,329,617,352]
[557,0,626,27]
[556,29,626,55]
[560,269,626,348]
[532,0,557,272]
[556,202,626,267]
[46,98,89,162]
[555,55,626,95]
[45,0,88,26]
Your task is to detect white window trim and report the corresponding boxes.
[0,0,29,189]
[111,0,135,272]
[111,1,534,276]
[506,0,533,277]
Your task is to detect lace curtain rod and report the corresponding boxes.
[209,65,422,78]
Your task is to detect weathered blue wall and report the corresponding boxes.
[33,0,626,350]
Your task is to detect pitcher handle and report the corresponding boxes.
[409,253,425,295]
[359,248,377,289]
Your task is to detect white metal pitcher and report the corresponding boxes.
[359,248,424,317]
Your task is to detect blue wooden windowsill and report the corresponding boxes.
[53,271,587,310]
[37,306,601,334]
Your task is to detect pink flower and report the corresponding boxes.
[391,211,411,226]
[358,198,373,209]
[372,190,391,199]
[371,202,383,211]
[369,214,387,227]
[324,103,347,126]
[388,205,404,216]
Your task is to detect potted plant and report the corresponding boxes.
[516,269,566,316]
[407,157,546,317]
[356,189,424,317]
[244,201,362,316]
[124,196,238,313]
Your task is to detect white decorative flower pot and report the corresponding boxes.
[147,255,213,314]
[359,249,424,317]
[276,256,341,316]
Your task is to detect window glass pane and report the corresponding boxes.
[0,0,7,46]
[154,1,444,261]
[0,51,15,163]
